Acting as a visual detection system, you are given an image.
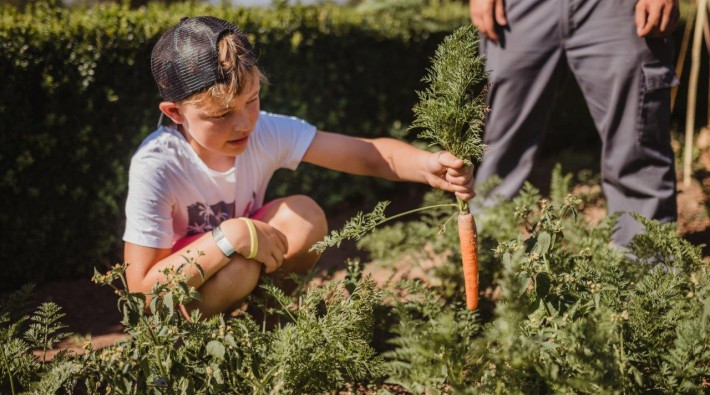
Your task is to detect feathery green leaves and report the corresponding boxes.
[410,25,488,165]
[311,201,391,254]
[24,302,71,365]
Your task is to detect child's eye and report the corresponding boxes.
[211,112,229,120]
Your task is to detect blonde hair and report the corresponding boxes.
[180,32,267,110]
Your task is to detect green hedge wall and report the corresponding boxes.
[0,1,467,290]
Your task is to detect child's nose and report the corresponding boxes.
[232,109,251,132]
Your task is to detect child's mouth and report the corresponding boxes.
[228,136,249,146]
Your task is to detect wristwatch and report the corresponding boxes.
[212,225,237,258]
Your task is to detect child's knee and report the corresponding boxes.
[282,194,327,236]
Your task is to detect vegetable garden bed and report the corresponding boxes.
[2,9,709,394]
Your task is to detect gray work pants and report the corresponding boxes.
[476,0,678,246]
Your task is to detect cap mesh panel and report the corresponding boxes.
[151,17,239,102]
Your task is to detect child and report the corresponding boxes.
[123,16,475,318]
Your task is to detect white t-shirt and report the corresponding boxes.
[123,111,317,249]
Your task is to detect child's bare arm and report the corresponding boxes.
[302,131,475,201]
[124,218,288,294]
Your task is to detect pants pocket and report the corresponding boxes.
[638,62,678,143]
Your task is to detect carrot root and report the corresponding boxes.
[458,213,479,310]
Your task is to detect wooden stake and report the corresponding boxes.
[672,16,694,112]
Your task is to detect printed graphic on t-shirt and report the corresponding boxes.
[242,191,257,217]
[186,201,235,236]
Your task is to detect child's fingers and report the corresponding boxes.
[274,228,288,255]
[437,151,465,169]
[429,175,452,192]
[263,249,285,273]
[434,176,474,194]
[450,184,476,202]
[446,166,474,181]
[277,229,289,254]
[260,255,273,272]
[445,170,476,200]
[263,239,286,273]
[445,172,470,186]
[427,152,476,198]
[448,183,473,194]
[254,221,288,256]
[455,191,476,201]
[271,252,284,272]
[263,257,279,273]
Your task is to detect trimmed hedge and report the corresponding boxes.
[0,1,468,290]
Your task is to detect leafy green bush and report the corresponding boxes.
[0,1,467,290]
[353,168,710,393]
[1,258,386,394]
[3,169,707,393]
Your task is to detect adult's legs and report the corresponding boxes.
[564,0,678,246]
[183,195,327,317]
[475,0,568,207]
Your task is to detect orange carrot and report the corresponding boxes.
[458,212,479,310]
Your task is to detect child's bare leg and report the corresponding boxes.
[256,194,328,274]
[182,256,262,318]
[182,195,327,318]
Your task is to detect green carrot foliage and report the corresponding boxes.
[1,167,709,393]
[410,25,488,166]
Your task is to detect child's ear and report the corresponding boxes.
[158,102,185,125]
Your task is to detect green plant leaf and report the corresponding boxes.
[516,272,530,298]
[535,232,552,254]
[163,292,174,317]
[535,272,551,299]
[205,340,225,360]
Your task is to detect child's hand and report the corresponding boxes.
[425,151,476,201]
[238,220,289,273]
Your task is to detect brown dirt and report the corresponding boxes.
[30,131,710,360]
[676,127,710,257]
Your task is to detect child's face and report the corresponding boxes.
[175,82,261,165]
